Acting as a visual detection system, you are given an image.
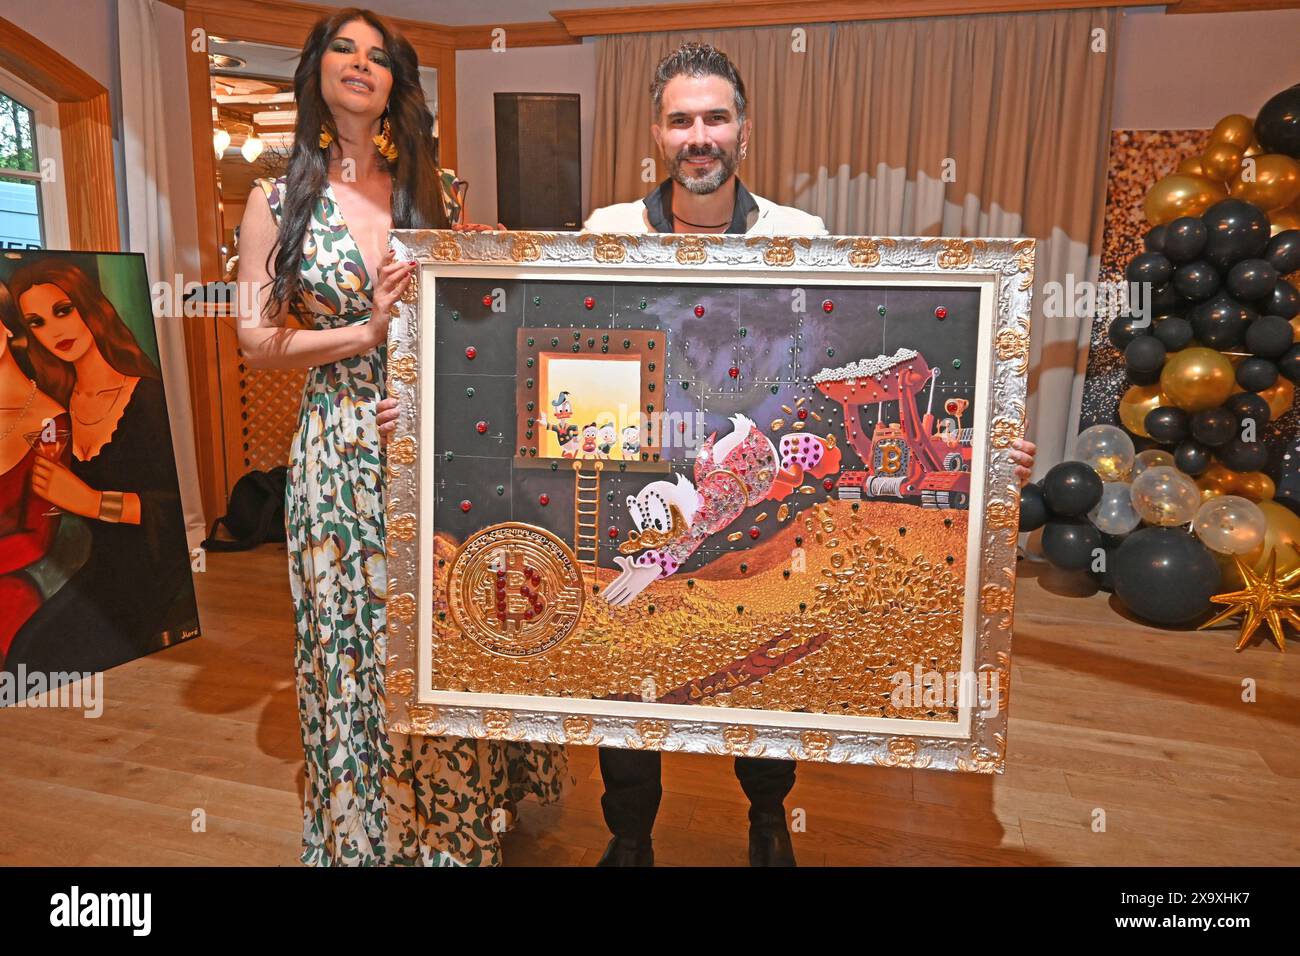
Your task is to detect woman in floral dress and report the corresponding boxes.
[236,8,567,866]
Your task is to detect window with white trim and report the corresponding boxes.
[0,70,69,250]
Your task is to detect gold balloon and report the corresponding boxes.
[1159,347,1236,412]
[1290,314,1300,344]
[1244,138,1265,159]
[1257,377,1296,419]
[1229,154,1300,212]
[1210,114,1256,149]
[1144,174,1229,226]
[1217,501,1300,587]
[1201,141,1244,182]
[1118,383,1168,438]
[1177,155,1206,176]
[1196,463,1276,503]
[1270,205,1300,237]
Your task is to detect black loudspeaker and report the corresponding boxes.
[494,92,581,230]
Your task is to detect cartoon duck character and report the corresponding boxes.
[576,422,606,460]
[597,421,618,457]
[537,390,579,452]
[603,413,841,607]
[621,425,641,459]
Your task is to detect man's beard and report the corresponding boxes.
[665,143,739,195]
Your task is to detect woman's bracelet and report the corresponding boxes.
[97,490,125,523]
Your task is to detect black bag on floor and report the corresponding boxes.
[201,466,288,552]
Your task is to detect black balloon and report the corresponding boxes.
[1112,528,1222,625]
[1042,461,1104,518]
[1189,407,1238,447]
[1218,437,1269,473]
[1125,335,1167,374]
[1172,260,1221,301]
[1244,314,1294,359]
[1227,391,1271,428]
[1153,315,1194,351]
[1190,294,1253,349]
[1127,251,1174,287]
[1127,365,1163,387]
[1150,282,1182,314]
[1019,482,1049,532]
[1225,258,1279,302]
[1254,83,1300,159]
[1236,357,1279,392]
[1107,314,1148,350]
[1145,406,1189,444]
[1042,520,1103,572]
[1143,224,1169,254]
[1267,279,1300,320]
[1200,199,1271,271]
[1278,344,1300,383]
[1163,216,1208,264]
[1174,439,1213,476]
[1266,229,1300,276]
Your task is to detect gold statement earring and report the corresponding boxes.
[319,125,334,149]
[373,115,398,162]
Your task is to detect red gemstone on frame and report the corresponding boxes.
[822,299,833,313]
[934,306,948,319]
[584,296,595,310]
[460,499,472,512]
[797,408,808,421]
[694,304,705,317]
[608,527,619,539]
[729,366,739,379]
[749,526,760,540]
[464,346,477,360]
[476,421,488,434]
[539,494,550,506]
[823,478,835,491]
[481,294,493,307]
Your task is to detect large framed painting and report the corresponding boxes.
[0,251,199,692]
[384,231,1033,772]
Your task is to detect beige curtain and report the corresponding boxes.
[591,9,1119,474]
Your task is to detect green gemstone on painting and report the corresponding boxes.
[445,451,454,461]
[602,346,608,353]
[551,462,558,471]
[525,431,532,439]
[466,387,474,397]
[526,402,534,412]
[533,296,541,305]
[572,344,580,352]
[952,358,962,369]
[652,453,660,461]
[526,379,534,388]
[573,331,581,340]
[648,605,655,614]
[736,605,744,614]
[519,446,527,455]
[527,337,534,347]
[623,339,631,348]
[638,300,647,309]
[451,311,460,321]
[602,334,609,343]
[648,363,655,372]
[588,337,595,347]
[496,485,505,496]
[771,386,779,394]
[648,340,656,349]
[526,358,534,368]
[877,305,886,316]
[682,381,690,390]
[551,337,559,347]
[687,579,695,588]
[607,491,614,502]
[739,563,748,573]
[799,602,807,612]
[646,404,654,412]
[619,463,626,472]
[827,348,835,358]
[740,328,747,337]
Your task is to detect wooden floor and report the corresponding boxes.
[2,543,1297,867]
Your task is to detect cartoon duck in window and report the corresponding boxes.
[536,390,579,455]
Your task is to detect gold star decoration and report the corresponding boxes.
[1199,549,1300,652]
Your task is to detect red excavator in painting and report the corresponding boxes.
[813,348,973,509]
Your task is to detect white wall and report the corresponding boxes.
[454,41,598,226]
[1112,6,1300,130]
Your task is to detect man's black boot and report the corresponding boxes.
[596,835,654,866]
[748,812,796,867]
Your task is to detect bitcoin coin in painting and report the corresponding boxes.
[447,523,585,657]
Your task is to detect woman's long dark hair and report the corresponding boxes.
[8,259,159,408]
[264,8,447,321]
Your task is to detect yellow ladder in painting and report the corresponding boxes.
[573,459,603,578]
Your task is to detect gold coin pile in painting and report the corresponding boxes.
[447,523,585,658]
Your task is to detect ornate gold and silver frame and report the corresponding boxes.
[383,231,1033,772]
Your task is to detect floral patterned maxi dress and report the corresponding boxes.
[256,177,569,867]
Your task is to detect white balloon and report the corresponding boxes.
[1193,495,1268,555]
[1089,481,1142,535]
[1074,425,1136,482]
[1130,465,1201,527]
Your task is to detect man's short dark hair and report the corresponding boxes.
[650,42,747,123]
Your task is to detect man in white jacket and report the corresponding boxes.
[583,42,824,869]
